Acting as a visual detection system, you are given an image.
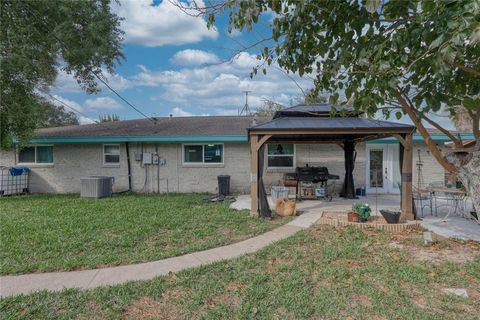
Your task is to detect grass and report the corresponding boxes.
[1,226,479,319]
[0,193,288,275]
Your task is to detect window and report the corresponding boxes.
[103,144,120,164]
[267,144,294,168]
[184,144,223,164]
[18,145,53,164]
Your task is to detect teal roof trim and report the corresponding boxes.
[368,133,474,144]
[30,135,248,144]
[29,133,474,145]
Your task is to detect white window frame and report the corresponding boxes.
[103,144,121,165]
[17,144,54,165]
[266,143,296,169]
[182,143,224,165]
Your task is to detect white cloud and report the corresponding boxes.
[113,0,218,47]
[53,68,131,93]
[78,116,96,124]
[84,97,123,110]
[50,94,84,112]
[131,52,312,114]
[170,49,220,66]
[170,107,193,117]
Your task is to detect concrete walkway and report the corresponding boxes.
[1,207,327,298]
[0,195,400,298]
[3,194,476,298]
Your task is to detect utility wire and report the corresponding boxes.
[46,93,97,124]
[24,3,156,123]
[45,92,132,137]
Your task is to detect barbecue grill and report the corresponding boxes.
[295,165,339,200]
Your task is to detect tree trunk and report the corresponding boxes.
[445,140,480,214]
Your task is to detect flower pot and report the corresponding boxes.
[347,211,359,223]
[380,210,401,224]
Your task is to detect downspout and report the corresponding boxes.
[125,142,132,192]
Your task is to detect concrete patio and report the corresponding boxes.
[231,194,480,241]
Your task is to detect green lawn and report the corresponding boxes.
[1,226,478,319]
[0,193,288,275]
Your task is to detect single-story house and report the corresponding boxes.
[0,104,474,197]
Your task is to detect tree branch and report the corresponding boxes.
[396,93,457,173]
[453,63,480,77]
[470,109,480,140]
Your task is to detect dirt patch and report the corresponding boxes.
[161,287,190,300]
[349,294,372,307]
[225,281,245,292]
[387,229,480,264]
[408,241,479,264]
[123,296,181,320]
[123,289,189,320]
[412,295,428,309]
[411,247,478,264]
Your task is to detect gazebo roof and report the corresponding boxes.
[249,117,415,134]
[273,103,362,118]
[250,104,415,143]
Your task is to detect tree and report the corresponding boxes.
[194,0,480,212]
[0,0,123,148]
[253,99,286,116]
[303,89,329,105]
[99,113,120,122]
[37,100,79,128]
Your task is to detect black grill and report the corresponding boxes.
[295,166,340,183]
[294,166,340,200]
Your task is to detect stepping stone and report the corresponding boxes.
[441,288,468,298]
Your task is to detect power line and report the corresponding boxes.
[23,3,155,123]
[46,93,97,124]
[45,92,132,137]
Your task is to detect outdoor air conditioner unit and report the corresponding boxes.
[80,176,114,198]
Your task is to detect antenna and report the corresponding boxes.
[239,91,251,115]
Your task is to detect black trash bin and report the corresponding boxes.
[217,175,230,196]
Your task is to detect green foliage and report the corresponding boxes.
[207,0,480,123]
[98,113,120,123]
[0,0,124,148]
[352,203,371,222]
[37,101,79,128]
[352,203,363,214]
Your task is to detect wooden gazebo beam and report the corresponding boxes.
[399,132,414,221]
[249,129,415,220]
[249,134,272,215]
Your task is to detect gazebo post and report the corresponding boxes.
[250,134,259,215]
[401,133,414,221]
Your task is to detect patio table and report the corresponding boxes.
[429,187,468,221]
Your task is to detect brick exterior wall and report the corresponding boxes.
[0,141,447,195]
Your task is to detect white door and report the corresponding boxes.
[366,144,401,194]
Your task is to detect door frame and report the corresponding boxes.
[366,144,401,194]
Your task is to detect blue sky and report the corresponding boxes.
[51,0,311,124]
[50,0,454,129]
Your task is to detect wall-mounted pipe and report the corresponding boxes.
[125,142,132,192]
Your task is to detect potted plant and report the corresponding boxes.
[350,203,371,223]
[348,203,361,222]
[357,204,371,223]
